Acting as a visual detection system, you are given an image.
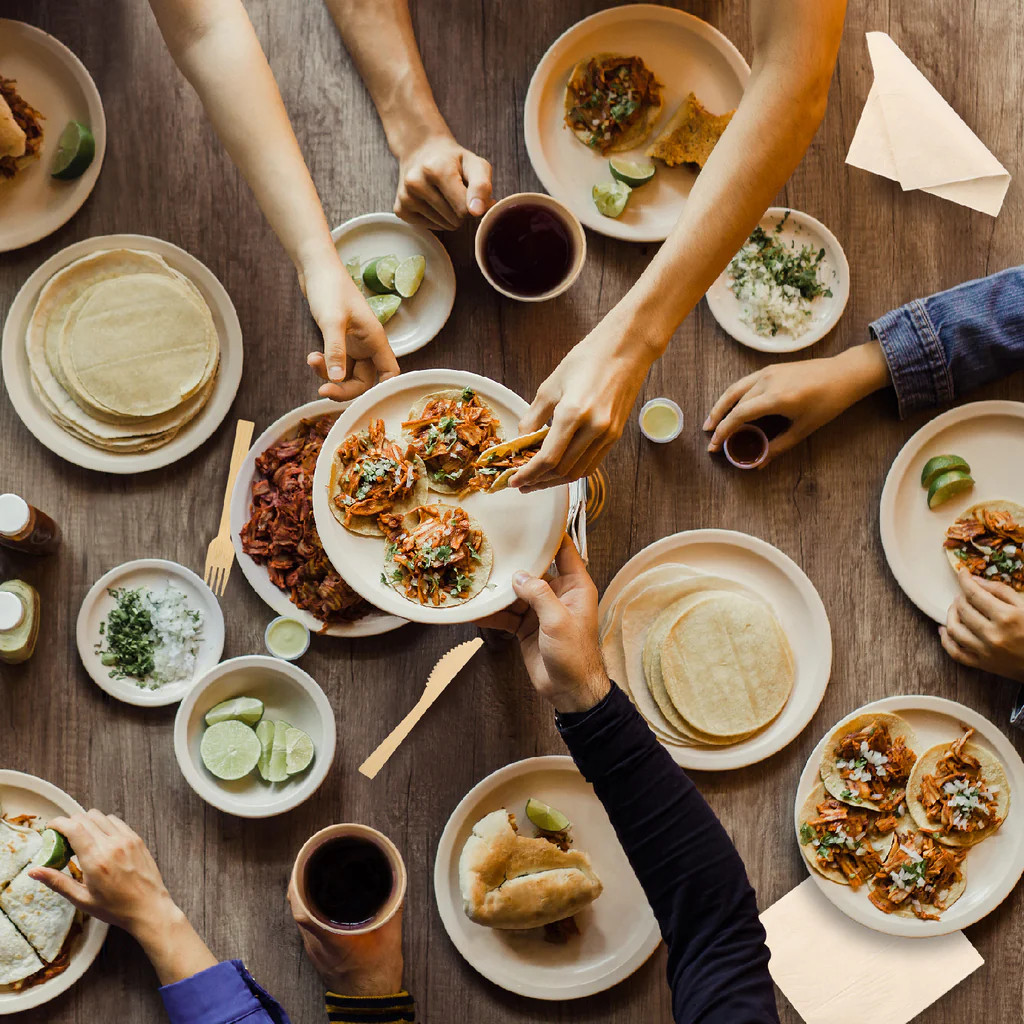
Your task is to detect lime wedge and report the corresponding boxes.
[593,180,631,218]
[525,797,571,833]
[36,829,71,870]
[609,157,655,187]
[200,720,261,780]
[927,470,975,509]
[394,254,426,298]
[921,454,970,489]
[204,696,264,727]
[259,720,290,784]
[344,257,365,293]
[51,121,95,180]
[255,719,275,781]
[367,294,401,325]
[363,255,400,294]
[284,726,315,775]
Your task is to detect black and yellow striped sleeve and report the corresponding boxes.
[324,991,415,1023]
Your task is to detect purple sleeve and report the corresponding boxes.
[160,960,291,1024]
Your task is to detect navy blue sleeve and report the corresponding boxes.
[870,265,1024,418]
[556,685,778,1024]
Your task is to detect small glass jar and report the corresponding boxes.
[0,494,61,555]
[0,580,41,664]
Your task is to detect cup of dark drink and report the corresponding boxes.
[291,824,407,935]
[724,424,769,469]
[475,192,586,302]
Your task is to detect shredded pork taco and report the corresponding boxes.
[944,500,1024,591]
[0,78,44,180]
[379,503,493,606]
[868,828,967,920]
[906,729,1010,848]
[401,387,503,493]
[464,426,550,494]
[328,418,428,537]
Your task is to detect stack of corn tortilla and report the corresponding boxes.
[600,563,795,747]
[25,249,220,452]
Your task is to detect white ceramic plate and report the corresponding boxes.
[705,207,850,353]
[879,400,1024,623]
[173,655,336,818]
[231,398,408,638]
[311,370,569,625]
[0,20,106,252]
[523,4,749,243]
[0,770,108,1015]
[1,233,244,473]
[331,213,456,358]
[76,558,225,707]
[597,529,832,770]
[433,755,660,999]
[795,695,1024,937]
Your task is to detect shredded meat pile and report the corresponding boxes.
[799,796,892,889]
[0,77,44,179]
[833,720,916,815]
[869,831,966,920]
[240,414,370,629]
[944,506,1024,591]
[917,729,1003,838]
[564,55,661,153]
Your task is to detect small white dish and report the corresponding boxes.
[434,755,660,999]
[705,207,850,353]
[331,213,455,358]
[638,397,683,443]
[174,655,336,818]
[0,20,106,252]
[264,616,310,662]
[76,558,224,708]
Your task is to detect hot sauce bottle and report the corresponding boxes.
[0,494,61,555]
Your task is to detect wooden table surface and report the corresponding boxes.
[2,2,1023,1021]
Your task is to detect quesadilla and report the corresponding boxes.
[0,906,43,987]
[944,500,1024,591]
[868,828,967,920]
[0,865,75,963]
[0,78,43,179]
[465,427,549,494]
[0,819,41,889]
[646,92,734,170]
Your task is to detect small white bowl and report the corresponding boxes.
[173,655,336,818]
[264,616,311,661]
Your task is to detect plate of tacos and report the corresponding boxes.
[795,695,1024,936]
[310,370,569,624]
[879,400,1024,622]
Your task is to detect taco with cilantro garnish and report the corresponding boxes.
[465,426,550,494]
[868,827,967,920]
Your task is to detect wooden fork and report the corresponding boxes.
[204,419,255,597]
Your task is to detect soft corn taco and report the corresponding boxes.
[943,500,1024,591]
[465,426,549,494]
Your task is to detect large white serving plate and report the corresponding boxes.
[524,4,749,242]
[311,370,569,625]
[879,400,1024,623]
[795,695,1024,937]
[0,20,106,252]
[598,529,833,770]
[231,398,407,638]
[2,233,243,473]
[433,756,660,999]
[0,771,108,1015]
[705,207,851,353]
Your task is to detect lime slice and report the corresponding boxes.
[593,180,631,218]
[609,157,655,187]
[344,257,365,293]
[284,727,315,775]
[204,696,264,727]
[260,720,291,784]
[200,720,261,780]
[394,254,426,298]
[927,470,975,509]
[363,255,400,294]
[921,454,970,489]
[525,797,571,833]
[51,121,95,180]
[367,294,401,325]
[36,829,71,870]
[255,719,275,781]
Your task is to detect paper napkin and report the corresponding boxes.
[846,32,1011,216]
[760,879,984,1024]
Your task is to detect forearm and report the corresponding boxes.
[132,899,217,987]
[325,0,449,158]
[149,0,335,272]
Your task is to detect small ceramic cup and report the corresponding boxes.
[474,192,586,302]
[291,823,407,936]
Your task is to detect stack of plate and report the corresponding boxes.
[25,248,220,452]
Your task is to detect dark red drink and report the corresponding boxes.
[305,836,394,928]
[724,425,769,469]
[481,203,575,297]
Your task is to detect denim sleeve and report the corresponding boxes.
[160,961,291,1024]
[869,265,1024,418]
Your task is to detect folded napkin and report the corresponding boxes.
[760,879,983,1024]
[847,31,1011,216]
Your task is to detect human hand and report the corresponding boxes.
[704,342,891,464]
[288,878,404,996]
[940,571,1024,682]
[394,133,492,231]
[478,535,611,713]
[300,252,400,401]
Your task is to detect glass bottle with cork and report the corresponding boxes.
[0,494,61,555]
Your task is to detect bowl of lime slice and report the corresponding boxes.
[173,655,336,818]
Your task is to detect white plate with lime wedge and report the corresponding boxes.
[434,756,661,1000]
[523,5,749,242]
[173,655,336,818]
[879,400,1024,623]
[331,213,455,358]
[0,771,109,1014]
[0,20,106,252]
